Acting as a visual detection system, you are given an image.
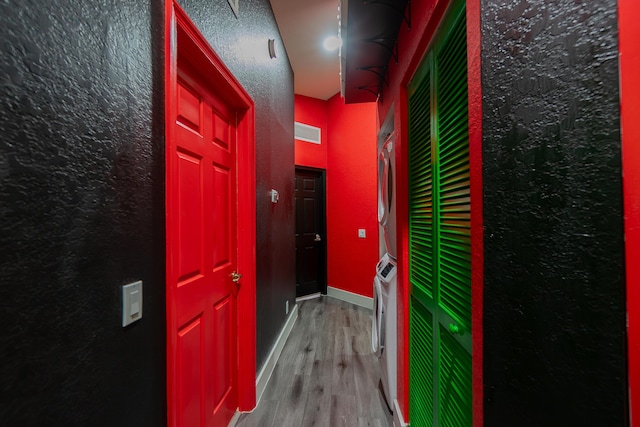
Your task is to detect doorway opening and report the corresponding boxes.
[295,167,327,299]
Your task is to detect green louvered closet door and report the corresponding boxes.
[408,1,471,426]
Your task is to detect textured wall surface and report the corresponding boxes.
[0,0,294,424]
[0,0,166,425]
[326,94,378,297]
[294,94,328,170]
[173,0,296,370]
[481,1,627,425]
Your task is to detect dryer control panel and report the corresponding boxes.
[376,253,397,284]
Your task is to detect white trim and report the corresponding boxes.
[229,305,298,424]
[255,303,299,404]
[227,411,241,427]
[327,286,373,310]
[393,399,409,427]
[296,292,321,302]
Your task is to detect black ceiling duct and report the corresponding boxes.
[340,0,410,103]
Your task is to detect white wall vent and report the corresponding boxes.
[295,122,321,144]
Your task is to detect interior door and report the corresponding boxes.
[295,168,326,298]
[167,52,239,427]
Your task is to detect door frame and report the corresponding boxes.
[294,166,328,296]
[164,1,257,424]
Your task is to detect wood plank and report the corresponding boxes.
[235,296,392,427]
[329,394,358,427]
[234,400,279,427]
[301,386,333,427]
[357,417,387,427]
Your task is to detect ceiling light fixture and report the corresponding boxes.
[323,36,342,52]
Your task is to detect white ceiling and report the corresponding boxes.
[270,0,342,100]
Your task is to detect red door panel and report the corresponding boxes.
[212,164,232,271]
[169,55,238,427]
[212,296,233,411]
[178,83,202,131]
[176,150,203,280]
[178,317,204,427]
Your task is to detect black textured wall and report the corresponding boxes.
[177,0,296,370]
[0,0,294,425]
[0,0,166,425]
[481,1,627,425]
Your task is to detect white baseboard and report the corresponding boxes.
[255,303,299,404]
[296,292,321,302]
[327,286,373,310]
[227,411,241,427]
[393,399,409,427]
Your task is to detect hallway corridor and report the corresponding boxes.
[235,297,393,427]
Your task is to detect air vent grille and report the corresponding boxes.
[295,122,321,144]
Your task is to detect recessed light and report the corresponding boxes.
[323,36,342,52]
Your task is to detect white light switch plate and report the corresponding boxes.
[122,281,143,327]
[358,229,366,238]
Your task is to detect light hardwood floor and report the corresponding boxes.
[235,296,393,427]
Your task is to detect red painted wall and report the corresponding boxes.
[621,0,640,424]
[295,94,328,169]
[295,93,378,299]
[377,0,483,423]
[326,93,378,298]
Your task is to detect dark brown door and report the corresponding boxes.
[295,168,326,298]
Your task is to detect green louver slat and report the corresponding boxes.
[436,6,470,331]
[409,1,469,425]
[410,296,434,427]
[409,61,434,300]
[439,324,472,427]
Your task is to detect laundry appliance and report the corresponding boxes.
[378,132,397,258]
[372,252,397,410]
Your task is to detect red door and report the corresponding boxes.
[167,52,239,427]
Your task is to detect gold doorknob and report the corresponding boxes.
[230,271,242,283]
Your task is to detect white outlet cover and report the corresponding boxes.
[270,189,280,203]
[122,281,143,327]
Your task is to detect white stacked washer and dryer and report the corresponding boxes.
[372,131,398,412]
